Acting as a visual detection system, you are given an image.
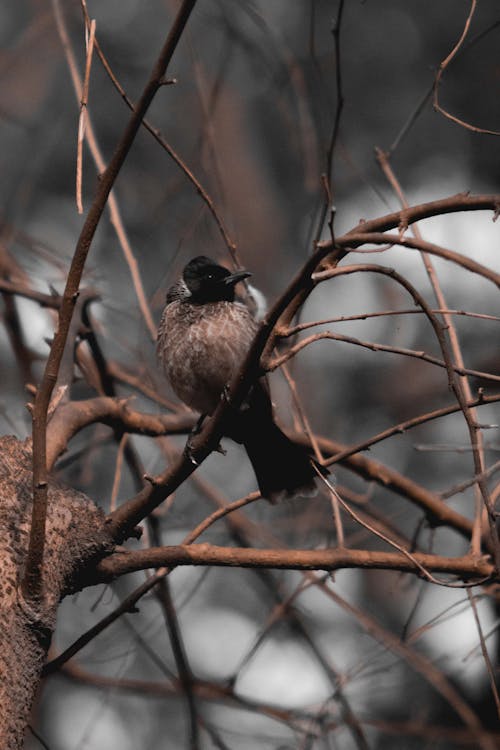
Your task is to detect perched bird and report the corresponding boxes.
[157,255,325,502]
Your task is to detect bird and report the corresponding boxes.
[157,255,326,502]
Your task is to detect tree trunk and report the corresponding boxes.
[0,436,112,749]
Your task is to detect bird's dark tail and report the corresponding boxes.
[225,383,327,503]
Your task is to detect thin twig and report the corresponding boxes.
[313,0,345,245]
[466,589,500,719]
[54,0,157,339]
[433,0,500,136]
[79,0,236,258]
[375,151,497,563]
[281,307,500,337]
[76,17,96,214]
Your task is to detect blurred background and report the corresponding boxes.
[1,0,500,748]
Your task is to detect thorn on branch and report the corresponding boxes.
[398,215,409,236]
[159,76,177,86]
[47,385,68,420]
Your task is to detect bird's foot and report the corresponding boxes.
[183,441,200,467]
[183,414,207,466]
[221,384,232,404]
[193,413,207,435]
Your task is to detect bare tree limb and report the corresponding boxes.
[95,544,494,581]
[23,0,199,602]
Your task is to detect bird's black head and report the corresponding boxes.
[182,256,251,303]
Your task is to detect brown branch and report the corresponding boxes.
[0,278,61,308]
[22,0,199,602]
[332,232,500,289]
[338,193,500,239]
[270,328,500,384]
[311,393,500,469]
[374,150,498,561]
[282,308,500,336]
[79,0,236,257]
[46,397,194,470]
[54,0,157,339]
[95,544,494,581]
[273,263,500,385]
[433,0,500,137]
[312,0,345,244]
[76,17,96,214]
[467,589,500,718]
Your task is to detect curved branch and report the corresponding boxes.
[339,193,500,239]
[95,544,494,581]
[332,232,500,288]
[433,0,500,137]
[270,329,500,384]
[46,397,194,470]
[0,278,61,308]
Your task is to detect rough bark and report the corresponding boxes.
[0,436,112,750]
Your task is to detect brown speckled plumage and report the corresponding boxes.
[158,296,258,414]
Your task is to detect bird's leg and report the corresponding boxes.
[222,382,254,412]
[184,413,206,466]
[184,413,227,464]
[193,413,207,434]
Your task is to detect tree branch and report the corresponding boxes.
[96,544,494,581]
[46,397,194,470]
[23,0,199,602]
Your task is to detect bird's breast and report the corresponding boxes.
[157,300,258,414]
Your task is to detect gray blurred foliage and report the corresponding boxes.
[1,0,499,748]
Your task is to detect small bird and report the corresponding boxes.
[157,255,324,502]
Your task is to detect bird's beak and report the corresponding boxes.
[224,269,251,286]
